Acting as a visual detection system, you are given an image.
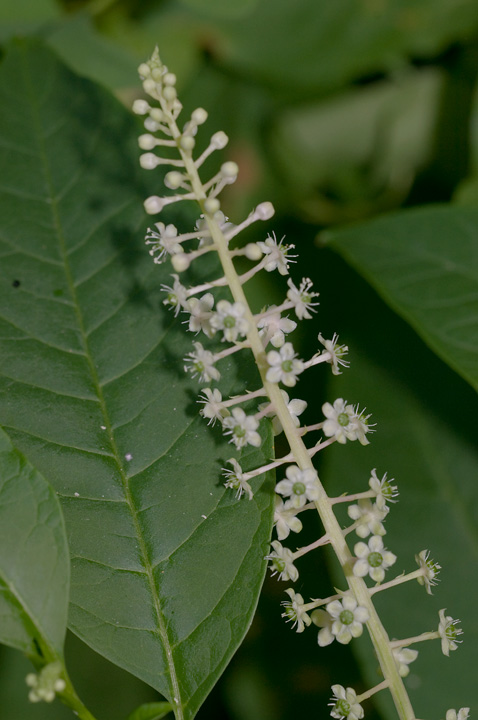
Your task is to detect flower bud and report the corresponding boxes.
[211,131,228,149]
[180,135,195,151]
[164,171,183,189]
[132,99,150,115]
[138,134,156,150]
[144,196,164,214]
[140,153,159,170]
[171,253,190,272]
[204,198,221,214]
[255,201,275,220]
[192,108,208,125]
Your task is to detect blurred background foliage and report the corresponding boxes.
[1,0,478,719]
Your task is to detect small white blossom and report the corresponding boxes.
[266,342,304,387]
[185,293,215,337]
[329,685,364,720]
[222,408,261,449]
[161,274,189,316]
[275,465,320,509]
[184,342,220,383]
[259,390,307,435]
[210,300,249,342]
[25,663,66,704]
[145,222,182,263]
[287,277,320,319]
[195,211,233,246]
[325,594,369,645]
[274,497,303,540]
[438,609,463,656]
[257,232,296,275]
[347,498,389,538]
[369,468,398,508]
[353,535,397,583]
[281,588,311,633]
[257,305,297,347]
[266,540,298,581]
[313,607,335,647]
[322,399,373,445]
[446,709,470,720]
[318,333,350,375]
[393,647,418,677]
[198,388,229,425]
[415,550,441,594]
[222,458,253,500]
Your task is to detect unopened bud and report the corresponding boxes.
[138,134,156,150]
[180,135,195,151]
[192,108,208,125]
[171,253,190,272]
[204,198,221,214]
[144,196,164,214]
[140,153,159,170]
[245,243,263,261]
[164,171,184,189]
[132,99,150,115]
[255,201,275,221]
[211,131,228,149]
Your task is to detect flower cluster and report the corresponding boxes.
[25,663,65,704]
[135,48,467,720]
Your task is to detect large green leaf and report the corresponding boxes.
[325,206,478,391]
[320,271,478,718]
[0,428,69,659]
[0,39,274,720]
[210,0,478,98]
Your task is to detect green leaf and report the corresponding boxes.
[0,428,69,659]
[0,39,274,720]
[0,0,60,41]
[210,0,478,98]
[127,701,172,720]
[321,284,478,717]
[325,206,478,391]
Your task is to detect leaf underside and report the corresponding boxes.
[0,39,274,720]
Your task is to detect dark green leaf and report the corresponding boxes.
[325,206,478,391]
[127,701,172,720]
[0,39,274,720]
[0,428,69,659]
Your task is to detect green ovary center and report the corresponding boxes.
[368,551,383,567]
[274,558,285,572]
[194,361,204,373]
[339,609,354,625]
[224,315,236,328]
[234,425,246,438]
[338,412,350,427]
[292,482,306,496]
[336,700,350,716]
[282,360,293,373]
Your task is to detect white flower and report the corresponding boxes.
[274,497,303,540]
[266,540,298,581]
[25,662,66,704]
[347,498,389,538]
[210,300,249,342]
[415,550,441,595]
[185,293,215,337]
[322,399,373,445]
[184,342,220,383]
[392,647,418,677]
[325,594,369,644]
[257,232,296,275]
[353,535,397,583]
[313,608,335,647]
[438,609,463,656]
[329,685,364,720]
[195,211,233,246]
[161,274,189,316]
[259,390,307,435]
[266,342,304,387]
[198,388,229,425]
[275,465,320,509]
[222,458,253,500]
[287,277,320,319]
[222,408,261,449]
[281,588,311,632]
[145,222,182,263]
[446,709,470,720]
[369,468,398,508]
[318,333,350,375]
[257,305,297,347]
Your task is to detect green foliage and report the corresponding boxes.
[0,38,274,719]
[325,206,478,390]
[127,701,172,720]
[0,428,69,660]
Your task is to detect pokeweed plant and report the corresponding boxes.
[0,38,471,720]
[131,48,469,720]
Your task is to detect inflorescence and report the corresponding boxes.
[133,48,466,720]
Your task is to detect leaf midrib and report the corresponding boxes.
[22,48,183,718]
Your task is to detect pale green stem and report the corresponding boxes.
[389,631,439,648]
[369,569,424,596]
[357,679,389,703]
[155,88,417,720]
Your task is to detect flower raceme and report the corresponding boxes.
[135,48,467,720]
